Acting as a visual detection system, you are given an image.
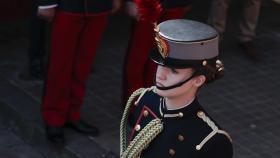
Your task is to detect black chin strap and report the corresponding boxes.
[156,72,197,91]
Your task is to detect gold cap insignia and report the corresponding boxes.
[155,27,169,59]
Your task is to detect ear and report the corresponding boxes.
[193,75,206,87]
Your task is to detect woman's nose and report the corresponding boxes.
[156,66,168,81]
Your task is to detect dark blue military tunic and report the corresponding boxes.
[38,0,113,14]
[129,91,233,158]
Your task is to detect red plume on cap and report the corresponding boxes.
[134,0,163,24]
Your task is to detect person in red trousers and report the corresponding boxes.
[123,0,193,104]
[37,0,122,144]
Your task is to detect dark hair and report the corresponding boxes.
[195,59,225,84]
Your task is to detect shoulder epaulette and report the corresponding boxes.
[196,111,232,151]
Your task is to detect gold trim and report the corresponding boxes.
[143,110,149,117]
[154,25,160,33]
[178,112,184,118]
[155,34,169,59]
[135,124,141,131]
[178,135,185,142]
[202,60,207,66]
[196,110,232,151]
[169,149,176,156]
[159,98,185,118]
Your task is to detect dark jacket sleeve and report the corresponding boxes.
[200,134,233,158]
[38,0,58,6]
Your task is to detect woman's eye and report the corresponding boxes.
[171,68,179,74]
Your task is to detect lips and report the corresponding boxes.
[156,82,165,87]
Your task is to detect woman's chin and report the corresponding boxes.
[155,88,169,97]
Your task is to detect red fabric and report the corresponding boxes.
[123,6,192,104]
[0,0,32,20]
[128,105,158,142]
[135,0,163,23]
[42,11,108,126]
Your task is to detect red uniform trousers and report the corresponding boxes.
[123,6,192,104]
[42,10,108,126]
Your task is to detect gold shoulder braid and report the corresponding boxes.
[196,111,232,150]
[121,119,163,158]
[120,87,164,158]
[120,88,146,155]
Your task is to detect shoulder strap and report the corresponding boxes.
[196,111,232,151]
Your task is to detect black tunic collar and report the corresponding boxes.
[159,97,202,119]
